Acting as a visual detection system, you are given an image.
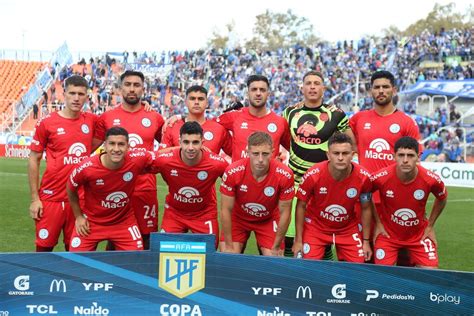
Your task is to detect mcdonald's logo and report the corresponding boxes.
[296,286,312,299]
[49,279,67,293]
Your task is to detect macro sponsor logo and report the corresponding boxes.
[9,275,34,296]
[296,286,312,299]
[320,205,349,222]
[242,203,269,217]
[391,208,419,227]
[101,191,129,208]
[365,138,393,160]
[73,302,109,315]
[174,187,203,203]
[430,292,460,305]
[49,279,66,293]
[3,144,30,159]
[160,304,202,316]
[64,142,87,164]
[257,307,290,316]
[82,282,113,291]
[252,287,282,296]
[26,305,57,314]
[128,133,143,147]
[276,167,292,179]
[327,284,350,304]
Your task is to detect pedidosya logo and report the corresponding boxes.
[128,133,144,148]
[391,208,419,227]
[174,187,203,203]
[159,241,206,299]
[64,142,87,164]
[101,191,129,208]
[242,203,269,217]
[365,138,393,160]
[321,205,349,222]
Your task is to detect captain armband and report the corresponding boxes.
[360,192,372,203]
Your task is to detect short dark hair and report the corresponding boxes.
[371,70,395,86]
[186,85,208,97]
[64,75,88,89]
[247,75,269,88]
[248,131,273,148]
[394,136,419,154]
[120,70,145,84]
[105,126,129,142]
[328,132,353,148]
[180,121,203,137]
[303,70,324,83]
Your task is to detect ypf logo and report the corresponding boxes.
[128,133,143,148]
[369,138,390,153]
[101,191,129,208]
[321,205,349,222]
[174,187,203,203]
[242,203,268,217]
[392,208,419,227]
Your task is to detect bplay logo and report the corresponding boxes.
[430,292,461,305]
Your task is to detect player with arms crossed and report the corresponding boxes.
[67,127,158,251]
[161,85,231,155]
[283,71,353,258]
[293,133,373,262]
[155,121,228,246]
[93,70,164,249]
[220,132,294,256]
[29,75,97,251]
[371,136,447,268]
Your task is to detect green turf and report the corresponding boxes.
[0,157,472,272]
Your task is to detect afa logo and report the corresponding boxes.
[159,242,206,298]
[128,134,144,147]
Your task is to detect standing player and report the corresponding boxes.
[283,71,353,257]
[93,70,164,249]
[161,85,232,154]
[216,75,290,161]
[67,127,157,251]
[292,133,373,262]
[155,122,228,245]
[371,137,447,268]
[220,132,294,256]
[29,75,97,252]
[349,70,421,265]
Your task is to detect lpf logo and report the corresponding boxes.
[159,241,206,298]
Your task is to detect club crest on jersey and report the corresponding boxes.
[38,229,49,240]
[81,124,90,134]
[346,188,357,198]
[376,249,385,260]
[413,189,425,200]
[267,123,277,133]
[141,118,151,128]
[264,186,275,197]
[203,131,214,141]
[197,171,208,181]
[123,172,133,182]
[303,243,310,254]
[389,123,400,133]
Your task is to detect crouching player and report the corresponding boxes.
[220,132,294,256]
[67,127,157,251]
[293,133,373,262]
[371,136,448,268]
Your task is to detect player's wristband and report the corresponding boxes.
[363,238,370,241]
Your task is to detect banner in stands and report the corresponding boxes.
[50,42,73,70]
[0,144,31,159]
[35,68,53,90]
[126,63,172,78]
[0,234,473,315]
[421,162,474,188]
[400,79,474,99]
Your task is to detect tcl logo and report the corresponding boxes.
[82,282,114,291]
[26,305,57,314]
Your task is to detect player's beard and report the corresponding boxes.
[374,95,392,106]
[123,95,141,106]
